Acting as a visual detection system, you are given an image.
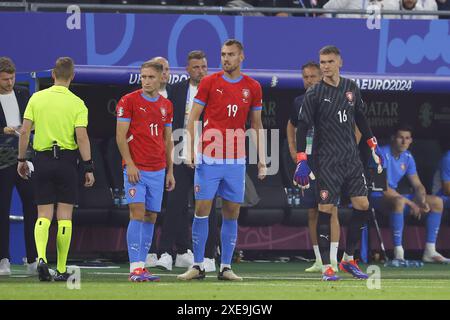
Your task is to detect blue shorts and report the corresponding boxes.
[370,193,414,215]
[123,168,165,212]
[194,156,245,203]
[438,194,450,210]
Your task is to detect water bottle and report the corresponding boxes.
[113,188,120,207]
[294,188,301,207]
[120,189,128,208]
[405,260,423,268]
[286,188,293,207]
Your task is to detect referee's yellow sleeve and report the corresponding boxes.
[74,105,88,128]
[23,96,34,121]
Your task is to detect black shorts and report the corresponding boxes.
[315,157,368,205]
[33,150,79,205]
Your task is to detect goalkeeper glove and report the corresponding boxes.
[293,152,315,189]
[367,137,383,174]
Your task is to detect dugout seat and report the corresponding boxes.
[238,162,286,226]
[73,139,113,225]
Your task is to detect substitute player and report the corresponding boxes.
[116,60,175,282]
[294,45,383,281]
[286,62,340,272]
[371,125,449,263]
[435,139,450,212]
[177,39,266,281]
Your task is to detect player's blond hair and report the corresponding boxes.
[141,60,163,73]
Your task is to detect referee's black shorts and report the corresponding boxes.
[315,157,368,205]
[33,150,78,205]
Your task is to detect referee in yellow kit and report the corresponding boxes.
[17,57,95,282]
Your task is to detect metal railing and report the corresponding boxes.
[1,1,450,17]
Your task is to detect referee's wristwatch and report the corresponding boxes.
[83,159,94,173]
[17,158,27,163]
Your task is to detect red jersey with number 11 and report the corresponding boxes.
[116,89,173,171]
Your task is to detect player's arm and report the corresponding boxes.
[355,125,362,144]
[286,121,297,164]
[295,90,315,156]
[116,120,140,184]
[76,126,95,187]
[164,125,175,191]
[441,156,450,195]
[408,174,430,212]
[294,91,315,189]
[250,108,266,180]
[249,82,266,180]
[287,96,302,163]
[443,180,450,196]
[186,102,204,168]
[17,119,33,179]
[354,89,383,173]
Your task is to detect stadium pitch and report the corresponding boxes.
[1,261,449,300]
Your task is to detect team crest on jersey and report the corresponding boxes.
[320,190,329,201]
[345,91,354,106]
[118,107,124,117]
[129,188,136,198]
[160,107,167,121]
[400,163,406,171]
[194,185,201,193]
[242,89,250,103]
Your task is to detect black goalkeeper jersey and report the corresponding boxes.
[298,77,363,163]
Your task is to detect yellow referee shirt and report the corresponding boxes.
[24,85,88,151]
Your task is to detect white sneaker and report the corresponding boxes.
[422,251,450,264]
[0,258,11,276]
[394,246,405,260]
[145,253,158,268]
[155,253,173,271]
[331,260,339,273]
[175,249,194,268]
[204,258,216,273]
[305,261,323,273]
[177,265,205,281]
[218,267,243,281]
[26,260,38,276]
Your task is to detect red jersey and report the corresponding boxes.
[116,89,173,171]
[194,71,263,159]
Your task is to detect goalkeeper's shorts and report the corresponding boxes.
[315,159,368,205]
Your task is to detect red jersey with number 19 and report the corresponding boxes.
[116,89,173,171]
[194,71,263,159]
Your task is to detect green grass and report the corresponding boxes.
[1,261,450,300]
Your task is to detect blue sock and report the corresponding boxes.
[140,222,155,263]
[127,219,143,263]
[192,216,209,264]
[426,212,441,244]
[390,213,404,247]
[221,219,238,265]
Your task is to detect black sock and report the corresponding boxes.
[317,211,332,265]
[345,208,370,257]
